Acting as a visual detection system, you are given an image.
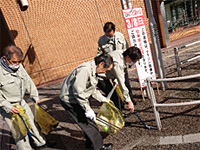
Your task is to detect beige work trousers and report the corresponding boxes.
[0,100,46,150]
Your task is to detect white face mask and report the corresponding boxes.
[6,58,20,71]
[8,64,20,70]
[106,33,115,41]
[127,62,135,68]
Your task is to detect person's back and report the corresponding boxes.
[60,60,100,111]
[105,50,126,79]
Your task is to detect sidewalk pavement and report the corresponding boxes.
[0,34,200,150]
[161,32,200,51]
[2,80,200,150]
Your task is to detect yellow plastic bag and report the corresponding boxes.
[115,84,125,103]
[96,99,124,134]
[11,104,31,140]
[35,104,59,135]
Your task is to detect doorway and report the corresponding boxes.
[0,9,14,57]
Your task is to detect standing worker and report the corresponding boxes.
[97,22,129,55]
[60,54,113,150]
[0,45,47,150]
[97,46,142,112]
[97,22,137,106]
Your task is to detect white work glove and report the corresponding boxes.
[85,109,96,121]
[113,79,118,84]
[101,97,108,103]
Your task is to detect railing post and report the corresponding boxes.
[174,47,182,77]
[147,77,162,130]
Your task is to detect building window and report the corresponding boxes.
[164,0,200,33]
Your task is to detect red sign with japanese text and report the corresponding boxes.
[123,7,156,88]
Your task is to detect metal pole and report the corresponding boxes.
[160,1,170,47]
[120,0,127,9]
[147,77,162,130]
[174,47,182,76]
[126,0,132,9]
[134,111,152,129]
[145,0,167,90]
[107,81,117,99]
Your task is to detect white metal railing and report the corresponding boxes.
[174,41,200,76]
[146,73,200,130]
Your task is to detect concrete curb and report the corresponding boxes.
[122,133,200,149]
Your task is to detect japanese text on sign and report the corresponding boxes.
[123,7,156,88]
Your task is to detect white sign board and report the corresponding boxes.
[123,7,156,88]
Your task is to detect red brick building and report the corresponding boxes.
[0,0,199,85]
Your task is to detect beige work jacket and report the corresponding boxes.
[60,60,105,112]
[106,50,131,102]
[97,32,129,55]
[0,64,39,113]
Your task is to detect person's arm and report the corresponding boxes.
[25,76,39,101]
[121,33,129,51]
[21,66,40,104]
[97,38,104,56]
[0,91,18,113]
[91,87,106,102]
[113,64,134,112]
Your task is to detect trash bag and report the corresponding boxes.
[96,99,124,134]
[11,104,31,140]
[35,104,59,135]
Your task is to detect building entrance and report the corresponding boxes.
[164,0,200,33]
[0,9,14,56]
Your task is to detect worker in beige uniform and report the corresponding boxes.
[97,22,137,106]
[97,22,129,55]
[97,46,142,113]
[60,54,114,150]
[0,45,47,150]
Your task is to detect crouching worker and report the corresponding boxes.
[97,46,142,112]
[0,45,46,150]
[60,54,113,150]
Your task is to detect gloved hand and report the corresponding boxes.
[113,79,118,84]
[101,97,108,103]
[85,109,96,121]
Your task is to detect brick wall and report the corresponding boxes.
[0,0,148,85]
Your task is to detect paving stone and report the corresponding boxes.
[159,135,183,145]
[183,133,200,143]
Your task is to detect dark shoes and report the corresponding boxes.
[35,145,47,150]
[85,143,93,150]
[46,140,56,147]
[101,143,113,150]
